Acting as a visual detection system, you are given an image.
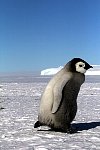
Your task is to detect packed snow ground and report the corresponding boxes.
[0,76,100,150]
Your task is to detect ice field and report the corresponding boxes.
[0,75,100,150]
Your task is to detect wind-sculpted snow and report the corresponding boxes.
[41,65,100,75]
[0,79,100,149]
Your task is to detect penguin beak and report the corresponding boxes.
[85,64,93,70]
[89,65,93,68]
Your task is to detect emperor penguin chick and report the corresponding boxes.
[34,58,93,133]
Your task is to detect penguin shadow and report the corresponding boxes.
[72,121,100,132]
[0,107,5,110]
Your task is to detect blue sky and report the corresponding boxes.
[0,0,100,72]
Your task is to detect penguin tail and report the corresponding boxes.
[34,121,42,128]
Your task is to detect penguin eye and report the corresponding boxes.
[79,64,83,67]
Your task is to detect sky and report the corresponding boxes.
[0,0,100,72]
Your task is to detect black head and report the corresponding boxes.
[68,58,93,73]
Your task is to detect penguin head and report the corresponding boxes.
[69,58,93,74]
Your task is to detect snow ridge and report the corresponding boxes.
[41,65,100,75]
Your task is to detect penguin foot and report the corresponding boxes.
[49,127,77,133]
[49,128,65,132]
[34,121,42,128]
[49,128,70,133]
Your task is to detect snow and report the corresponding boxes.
[0,75,100,149]
[41,65,100,75]
[41,66,63,75]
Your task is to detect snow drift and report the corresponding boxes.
[41,65,100,75]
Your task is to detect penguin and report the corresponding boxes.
[34,58,93,133]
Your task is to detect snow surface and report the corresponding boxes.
[41,66,63,75]
[0,75,100,149]
[41,65,100,75]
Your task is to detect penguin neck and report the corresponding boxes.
[64,61,75,72]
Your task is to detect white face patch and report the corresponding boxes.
[75,62,86,74]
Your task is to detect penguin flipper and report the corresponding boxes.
[52,73,71,114]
